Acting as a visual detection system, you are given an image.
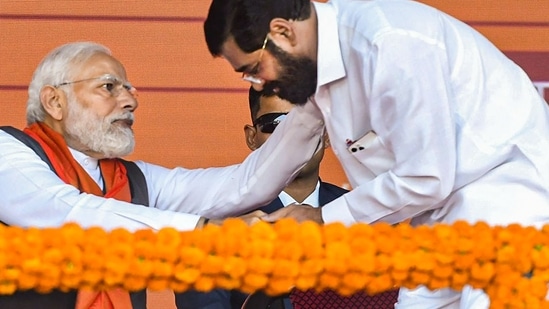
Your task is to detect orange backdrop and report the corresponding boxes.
[1,1,549,189]
[1,1,548,308]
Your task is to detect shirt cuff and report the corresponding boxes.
[321,196,356,226]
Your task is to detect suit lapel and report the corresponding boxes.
[259,198,284,214]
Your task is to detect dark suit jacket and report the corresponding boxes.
[175,181,348,309]
[257,181,348,214]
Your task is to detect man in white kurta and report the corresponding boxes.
[0,42,325,232]
[204,0,549,307]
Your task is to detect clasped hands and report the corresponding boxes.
[200,204,323,228]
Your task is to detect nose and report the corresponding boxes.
[118,88,138,111]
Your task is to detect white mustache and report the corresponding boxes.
[110,113,134,126]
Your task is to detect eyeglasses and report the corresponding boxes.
[242,35,269,84]
[55,74,136,97]
[253,112,288,133]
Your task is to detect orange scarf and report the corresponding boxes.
[25,122,133,309]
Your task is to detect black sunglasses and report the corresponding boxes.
[253,112,288,134]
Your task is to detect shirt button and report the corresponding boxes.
[83,158,90,166]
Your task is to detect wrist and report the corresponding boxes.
[197,217,210,228]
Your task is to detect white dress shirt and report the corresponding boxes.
[311,1,549,308]
[0,102,324,232]
[313,0,549,228]
[278,181,320,207]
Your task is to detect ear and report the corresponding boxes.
[40,86,64,121]
[323,132,331,149]
[268,18,297,47]
[244,124,259,151]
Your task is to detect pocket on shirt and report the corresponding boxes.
[347,131,395,176]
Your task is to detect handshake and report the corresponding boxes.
[198,203,324,228]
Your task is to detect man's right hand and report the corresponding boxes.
[197,210,267,228]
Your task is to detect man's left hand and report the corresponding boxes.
[262,204,323,224]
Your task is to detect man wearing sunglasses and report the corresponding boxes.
[175,87,398,309]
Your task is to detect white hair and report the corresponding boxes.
[26,42,112,125]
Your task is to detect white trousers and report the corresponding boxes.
[395,285,490,309]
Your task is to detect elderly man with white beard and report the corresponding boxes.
[0,41,325,309]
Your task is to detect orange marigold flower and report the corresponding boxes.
[124,276,148,291]
[449,270,469,291]
[366,273,393,295]
[342,272,368,291]
[267,277,294,295]
[272,241,303,260]
[0,220,549,304]
[294,275,317,291]
[174,267,201,284]
[170,281,190,293]
[470,262,495,283]
[428,277,450,291]
[271,260,299,278]
[214,276,240,291]
[148,278,170,291]
[318,273,341,290]
[179,247,206,266]
[348,253,376,273]
[221,256,247,279]
[242,273,269,291]
[299,259,324,276]
[199,255,225,275]
[323,222,349,243]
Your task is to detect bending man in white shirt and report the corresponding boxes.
[203,0,549,308]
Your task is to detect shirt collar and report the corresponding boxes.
[313,1,346,88]
[68,147,102,187]
[278,181,321,207]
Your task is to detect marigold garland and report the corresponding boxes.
[1,219,549,309]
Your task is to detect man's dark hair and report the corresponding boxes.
[204,0,311,56]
